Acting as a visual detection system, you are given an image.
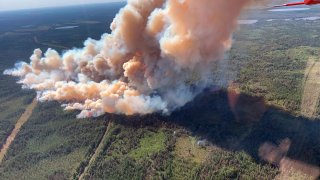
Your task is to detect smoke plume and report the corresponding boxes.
[5,0,253,118]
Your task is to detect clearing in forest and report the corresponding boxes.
[78,121,113,180]
[300,57,320,118]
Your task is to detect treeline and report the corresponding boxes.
[79,116,278,180]
[0,102,107,179]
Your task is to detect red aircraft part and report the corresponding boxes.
[274,0,320,7]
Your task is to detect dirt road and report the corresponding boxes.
[0,98,37,164]
[78,120,113,180]
[301,57,320,118]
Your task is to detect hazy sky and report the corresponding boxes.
[0,0,305,12]
[0,0,124,11]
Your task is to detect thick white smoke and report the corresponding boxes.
[5,0,252,118]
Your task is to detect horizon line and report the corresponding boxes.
[0,1,126,13]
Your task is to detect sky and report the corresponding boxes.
[0,0,305,12]
[0,0,124,11]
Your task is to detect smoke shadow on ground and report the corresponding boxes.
[171,90,320,167]
[106,88,320,171]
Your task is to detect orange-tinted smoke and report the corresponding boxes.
[5,0,256,118]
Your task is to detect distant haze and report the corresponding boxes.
[5,0,253,117]
[0,0,124,12]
